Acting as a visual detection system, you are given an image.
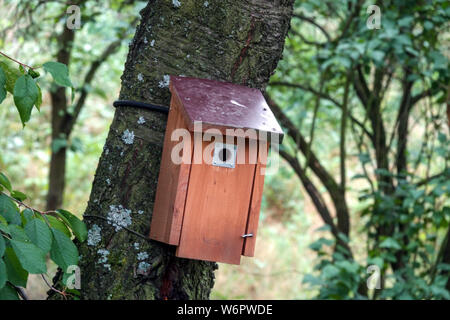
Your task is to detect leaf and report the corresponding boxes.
[10,239,47,274]
[0,67,6,104]
[44,215,71,237]
[0,215,9,234]
[0,193,21,225]
[309,237,334,251]
[50,228,78,272]
[27,69,40,79]
[302,274,324,286]
[0,283,19,300]
[51,137,68,153]
[322,264,340,279]
[3,247,28,287]
[379,238,402,250]
[0,57,21,93]
[370,50,385,63]
[13,74,39,125]
[25,218,52,253]
[315,224,332,232]
[0,173,12,192]
[11,190,27,202]
[0,259,6,288]
[35,83,42,111]
[21,208,34,225]
[43,62,73,87]
[0,235,5,258]
[9,225,30,242]
[56,209,87,242]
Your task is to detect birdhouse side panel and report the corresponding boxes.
[242,142,269,257]
[150,96,193,245]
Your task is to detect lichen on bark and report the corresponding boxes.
[78,0,294,300]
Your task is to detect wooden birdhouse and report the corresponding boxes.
[149,76,283,264]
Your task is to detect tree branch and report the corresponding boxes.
[268,81,373,141]
[61,38,124,135]
[292,13,331,41]
[61,17,139,135]
[266,94,351,236]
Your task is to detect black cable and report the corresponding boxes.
[113,100,169,114]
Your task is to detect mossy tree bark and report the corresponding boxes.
[79,0,294,300]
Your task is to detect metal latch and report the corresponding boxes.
[241,233,253,238]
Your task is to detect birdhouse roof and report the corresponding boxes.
[170,76,284,142]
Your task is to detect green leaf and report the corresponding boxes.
[379,238,402,250]
[3,247,28,287]
[50,228,78,272]
[309,237,334,251]
[370,50,385,63]
[10,239,47,274]
[0,235,5,258]
[35,83,42,111]
[0,57,21,93]
[0,216,9,234]
[27,69,40,79]
[56,209,87,242]
[44,215,71,237]
[21,208,34,225]
[0,193,21,225]
[43,62,73,87]
[315,224,332,232]
[322,264,340,279]
[0,259,6,288]
[13,74,39,125]
[0,173,12,192]
[51,137,68,153]
[0,67,6,104]
[9,225,30,242]
[11,190,27,202]
[25,218,52,253]
[0,283,19,300]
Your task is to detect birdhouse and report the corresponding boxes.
[149,76,283,264]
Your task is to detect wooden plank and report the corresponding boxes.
[149,95,192,245]
[176,137,256,264]
[242,142,268,257]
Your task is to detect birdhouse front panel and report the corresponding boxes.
[176,137,259,265]
[150,76,282,265]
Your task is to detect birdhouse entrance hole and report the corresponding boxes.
[212,142,237,168]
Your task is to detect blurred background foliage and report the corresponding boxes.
[0,0,449,299]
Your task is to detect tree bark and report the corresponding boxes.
[78,0,294,300]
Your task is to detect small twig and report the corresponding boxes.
[292,13,331,41]
[1,191,42,215]
[0,51,37,70]
[0,191,53,227]
[41,274,68,300]
[83,214,149,240]
[304,74,325,174]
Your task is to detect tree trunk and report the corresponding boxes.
[78,0,294,300]
[46,27,75,210]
